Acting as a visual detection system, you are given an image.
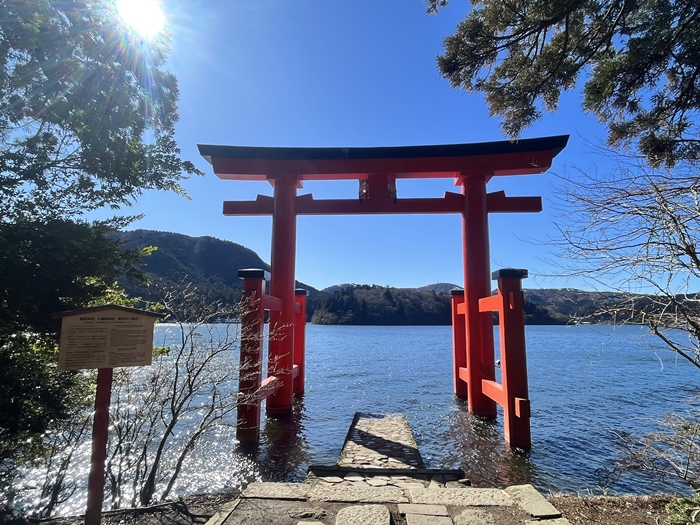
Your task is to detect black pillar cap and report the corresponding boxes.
[295,288,309,296]
[238,268,270,280]
[492,268,528,280]
[451,288,465,296]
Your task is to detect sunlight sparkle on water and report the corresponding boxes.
[116,0,166,37]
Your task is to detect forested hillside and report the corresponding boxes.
[310,285,451,325]
[113,230,322,310]
[524,289,625,319]
[310,284,569,325]
[114,230,272,304]
[112,229,660,325]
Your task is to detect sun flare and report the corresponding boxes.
[116,0,166,38]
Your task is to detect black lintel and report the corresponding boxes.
[492,268,528,280]
[238,268,270,280]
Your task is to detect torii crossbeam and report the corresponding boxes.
[199,135,569,449]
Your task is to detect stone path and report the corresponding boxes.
[338,413,424,469]
[208,412,570,525]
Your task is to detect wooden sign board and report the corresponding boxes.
[55,305,164,371]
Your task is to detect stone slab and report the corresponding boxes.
[308,483,408,503]
[505,484,561,519]
[525,519,571,525]
[321,476,345,484]
[241,482,308,500]
[366,479,389,487]
[204,499,240,525]
[398,504,449,516]
[405,515,453,525]
[452,509,496,525]
[309,466,464,479]
[335,504,390,525]
[408,488,513,507]
[221,499,336,525]
[296,522,324,525]
[395,483,427,490]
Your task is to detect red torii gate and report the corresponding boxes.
[198,135,568,449]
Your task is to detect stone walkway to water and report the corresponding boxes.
[207,412,570,525]
[338,413,425,470]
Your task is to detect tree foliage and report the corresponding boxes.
[0,0,198,221]
[0,0,198,480]
[0,220,143,336]
[430,0,700,167]
[310,285,452,325]
[310,284,569,325]
[0,338,91,468]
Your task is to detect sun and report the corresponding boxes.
[116,0,166,38]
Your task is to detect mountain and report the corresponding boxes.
[310,284,568,325]
[321,284,356,294]
[110,229,651,326]
[523,288,635,321]
[113,229,319,307]
[417,283,460,294]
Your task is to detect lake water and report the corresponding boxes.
[177,324,700,497]
[19,324,700,516]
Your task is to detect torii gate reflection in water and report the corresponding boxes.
[198,135,568,451]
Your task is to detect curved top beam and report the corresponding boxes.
[198,135,569,181]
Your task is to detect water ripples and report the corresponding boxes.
[18,323,700,516]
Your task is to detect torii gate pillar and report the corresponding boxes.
[461,174,497,418]
[266,176,298,414]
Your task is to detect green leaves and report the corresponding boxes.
[666,493,700,525]
[434,0,700,166]
[0,0,201,221]
[0,1,201,488]
[0,335,91,466]
[0,219,143,334]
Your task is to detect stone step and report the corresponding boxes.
[308,465,468,490]
[207,412,571,525]
[335,504,390,525]
[215,481,570,525]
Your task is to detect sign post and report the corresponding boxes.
[52,305,164,525]
[85,367,112,525]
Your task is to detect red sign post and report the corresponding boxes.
[85,367,113,525]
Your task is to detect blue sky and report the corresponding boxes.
[120,0,613,291]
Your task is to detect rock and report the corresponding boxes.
[504,485,561,519]
[335,504,390,525]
